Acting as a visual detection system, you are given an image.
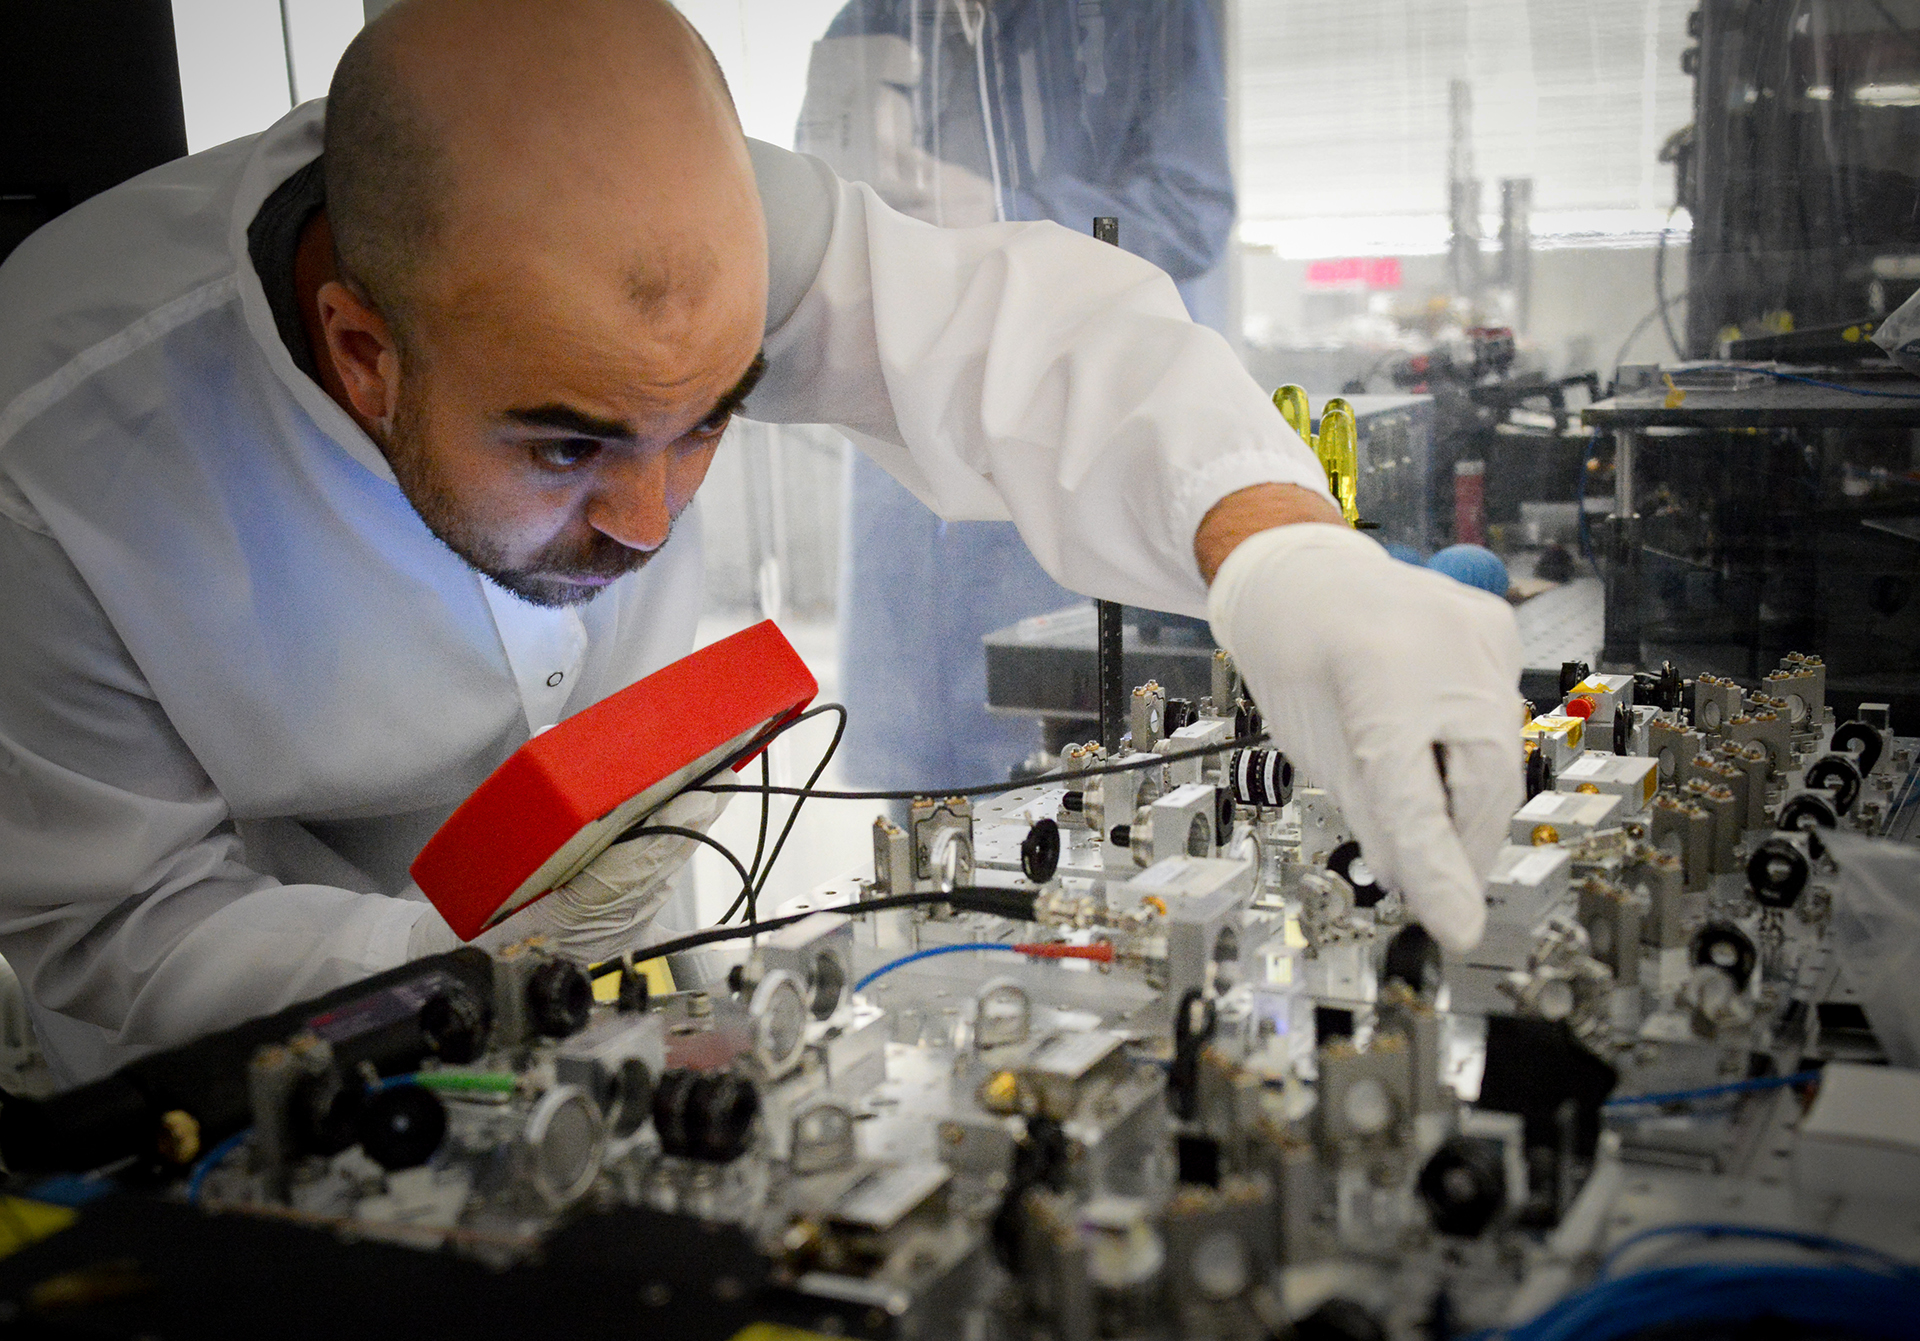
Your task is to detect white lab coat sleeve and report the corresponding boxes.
[744,161,1331,619]
[0,514,426,1084]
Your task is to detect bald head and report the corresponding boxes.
[310,0,770,607]
[325,0,755,334]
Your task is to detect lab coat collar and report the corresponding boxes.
[225,98,400,487]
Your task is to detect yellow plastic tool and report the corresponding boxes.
[1272,383,1312,445]
[1271,384,1360,526]
[1316,403,1360,525]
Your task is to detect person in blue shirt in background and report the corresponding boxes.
[797,0,1236,790]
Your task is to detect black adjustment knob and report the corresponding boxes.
[1613,707,1632,756]
[1559,660,1591,698]
[1235,701,1263,740]
[1214,785,1236,838]
[651,1070,760,1162]
[1108,823,1131,847]
[1168,989,1216,1121]
[1382,924,1444,998]
[419,985,490,1063]
[616,963,650,1014]
[1328,840,1385,908]
[1830,720,1885,775]
[651,1068,700,1157]
[609,1058,655,1140]
[1021,818,1061,883]
[1691,921,1758,991]
[1804,753,1863,815]
[1776,792,1837,861]
[292,1069,363,1157]
[357,1083,447,1171]
[1418,1136,1508,1238]
[1525,747,1554,800]
[1059,790,1085,814]
[1227,748,1293,808]
[1164,698,1196,732]
[693,1073,760,1162]
[526,960,592,1039]
[1746,838,1810,911]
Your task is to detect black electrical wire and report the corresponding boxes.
[587,885,1041,979]
[1611,288,1690,385]
[719,703,848,926]
[1654,212,1686,360]
[745,750,773,890]
[619,825,755,913]
[695,728,1269,803]
[748,702,847,917]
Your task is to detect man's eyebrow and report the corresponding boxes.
[498,351,767,441]
[702,350,768,425]
[500,404,636,440]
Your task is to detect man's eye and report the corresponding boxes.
[531,438,601,470]
[690,411,733,440]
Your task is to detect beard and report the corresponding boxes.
[385,380,658,608]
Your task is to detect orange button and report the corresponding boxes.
[1564,696,1596,720]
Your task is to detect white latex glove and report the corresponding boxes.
[1208,524,1525,954]
[407,789,730,963]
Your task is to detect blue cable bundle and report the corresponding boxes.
[1486,1225,1920,1341]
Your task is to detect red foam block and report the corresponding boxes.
[412,620,817,941]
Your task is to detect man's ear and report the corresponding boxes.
[315,279,403,431]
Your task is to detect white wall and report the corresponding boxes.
[170,0,292,152]
[284,0,366,102]
[171,0,365,152]
[671,0,850,147]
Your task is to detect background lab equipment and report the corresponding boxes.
[797,0,1236,790]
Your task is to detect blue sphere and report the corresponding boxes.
[1426,544,1509,596]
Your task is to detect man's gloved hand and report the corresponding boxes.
[407,789,730,963]
[1207,524,1524,954]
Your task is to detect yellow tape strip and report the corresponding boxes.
[590,956,674,1003]
[0,1197,76,1260]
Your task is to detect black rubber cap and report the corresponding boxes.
[1382,924,1444,998]
[1804,753,1863,815]
[357,1084,447,1171]
[651,1068,700,1157]
[1746,838,1810,911]
[1021,817,1062,883]
[616,964,651,1014]
[1418,1136,1508,1237]
[1328,840,1385,908]
[1777,791,1838,834]
[419,985,491,1064]
[1831,720,1885,776]
[609,1058,655,1139]
[526,960,592,1039]
[692,1073,760,1162]
[292,1068,364,1158]
[1692,921,1758,991]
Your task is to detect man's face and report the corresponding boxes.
[378,269,765,609]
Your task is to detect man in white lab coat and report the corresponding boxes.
[0,0,1522,1085]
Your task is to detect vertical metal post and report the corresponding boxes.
[1092,217,1126,753]
[1602,428,1642,669]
